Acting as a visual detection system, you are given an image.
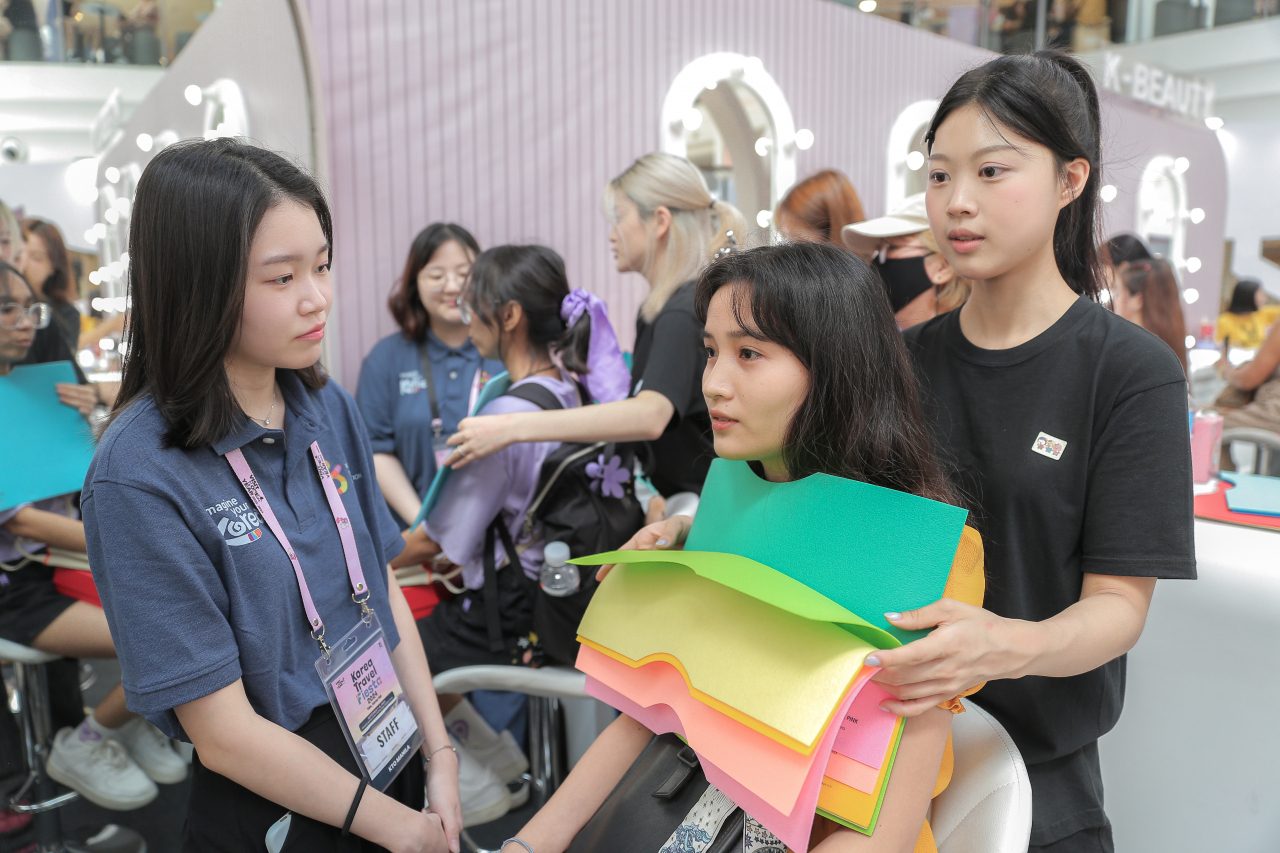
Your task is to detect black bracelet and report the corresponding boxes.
[341,778,368,836]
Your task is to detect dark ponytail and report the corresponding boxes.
[925,50,1104,300]
[465,245,591,374]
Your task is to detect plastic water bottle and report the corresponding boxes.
[539,541,579,597]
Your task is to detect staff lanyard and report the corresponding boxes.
[417,341,486,442]
[224,441,369,656]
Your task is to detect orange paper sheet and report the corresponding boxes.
[577,644,876,815]
[824,751,879,794]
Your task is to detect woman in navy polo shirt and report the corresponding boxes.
[357,224,503,528]
[82,140,461,852]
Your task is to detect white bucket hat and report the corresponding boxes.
[841,193,929,257]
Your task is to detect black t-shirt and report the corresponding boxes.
[903,298,1195,846]
[630,282,714,496]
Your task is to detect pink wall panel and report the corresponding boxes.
[304,0,1226,386]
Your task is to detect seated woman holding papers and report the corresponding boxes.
[498,243,985,853]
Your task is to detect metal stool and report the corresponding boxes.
[1222,427,1280,476]
[0,637,79,852]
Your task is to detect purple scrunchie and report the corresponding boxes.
[561,288,631,403]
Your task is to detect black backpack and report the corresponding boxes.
[481,381,646,665]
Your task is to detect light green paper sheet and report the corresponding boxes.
[683,459,968,643]
[572,549,901,650]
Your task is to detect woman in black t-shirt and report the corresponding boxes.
[447,153,745,499]
[871,52,1195,853]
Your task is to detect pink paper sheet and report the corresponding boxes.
[824,751,879,794]
[584,670,867,853]
[578,645,874,815]
[831,681,898,769]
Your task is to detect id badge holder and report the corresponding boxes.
[431,420,453,470]
[316,611,425,791]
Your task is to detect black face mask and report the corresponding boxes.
[874,256,934,313]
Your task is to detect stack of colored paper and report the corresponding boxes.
[571,459,968,852]
[1193,471,1280,531]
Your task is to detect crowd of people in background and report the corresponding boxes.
[0,46,1276,853]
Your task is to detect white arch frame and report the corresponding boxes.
[1136,155,1189,272]
[659,52,799,208]
[885,99,939,213]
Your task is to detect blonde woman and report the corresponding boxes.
[446,153,744,498]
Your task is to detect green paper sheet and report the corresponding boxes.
[412,371,511,529]
[683,459,967,642]
[0,362,95,510]
[817,716,906,836]
[572,549,900,650]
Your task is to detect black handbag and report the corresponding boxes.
[566,734,745,853]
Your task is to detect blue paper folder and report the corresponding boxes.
[0,362,96,510]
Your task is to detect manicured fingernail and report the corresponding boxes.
[885,612,902,622]
[656,539,669,547]
[878,705,891,713]
[865,655,881,667]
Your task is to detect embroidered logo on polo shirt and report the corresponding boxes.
[399,370,427,396]
[206,497,264,547]
[1032,431,1068,461]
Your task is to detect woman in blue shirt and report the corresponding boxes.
[82,139,461,853]
[357,224,503,527]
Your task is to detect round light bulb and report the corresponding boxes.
[104,166,120,184]
[1173,157,1190,174]
[681,107,703,132]
[1185,335,1196,349]
[1189,207,1205,224]
[1204,117,1223,130]
[795,129,814,151]
[136,133,154,152]
[757,210,773,228]
[1100,184,1118,203]
[1185,256,1202,273]
[1183,288,1200,304]
[906,151,925,171]
[184,85,203,106]
[88,271,102,286]
[104,208,119,225]
[859,0,877,10]
[754,137,772,157]
[85,229,99,245]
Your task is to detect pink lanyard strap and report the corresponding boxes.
[224,441,370,651]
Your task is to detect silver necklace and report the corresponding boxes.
[251,387,276,427]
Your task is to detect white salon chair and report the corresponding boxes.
[932,699,1032,853]
[1221,427,1280,476]
[0,637,81,852]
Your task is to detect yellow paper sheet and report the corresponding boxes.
[577,560,876,748]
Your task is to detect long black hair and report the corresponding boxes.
[112,138,331,449]
[695,243,957,505]
[1227,278,1262,315]
[925,50,1104,300]
[388,222,480,340]
[464,245,591,374]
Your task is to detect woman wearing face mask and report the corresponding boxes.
[446,154,745,501]
[358,224,504,529]
[82,140,461,852]
[872,52,1194,853]
[842,194,970,330]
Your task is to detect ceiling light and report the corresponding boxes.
[136,133,153,152]
[104,166,120,184]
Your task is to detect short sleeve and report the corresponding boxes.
[82,480,241,719]
[637,309,704,426]
[356,346,397,455]
[1081,380,1196,578]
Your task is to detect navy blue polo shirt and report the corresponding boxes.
[356,331,502,516]
[82,371,406,741]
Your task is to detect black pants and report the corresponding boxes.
[183,704,424,852]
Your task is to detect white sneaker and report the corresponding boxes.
[445,699,530,784]
[453,736,512,827]
[111,718,188,784]
[46,726,158,811]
